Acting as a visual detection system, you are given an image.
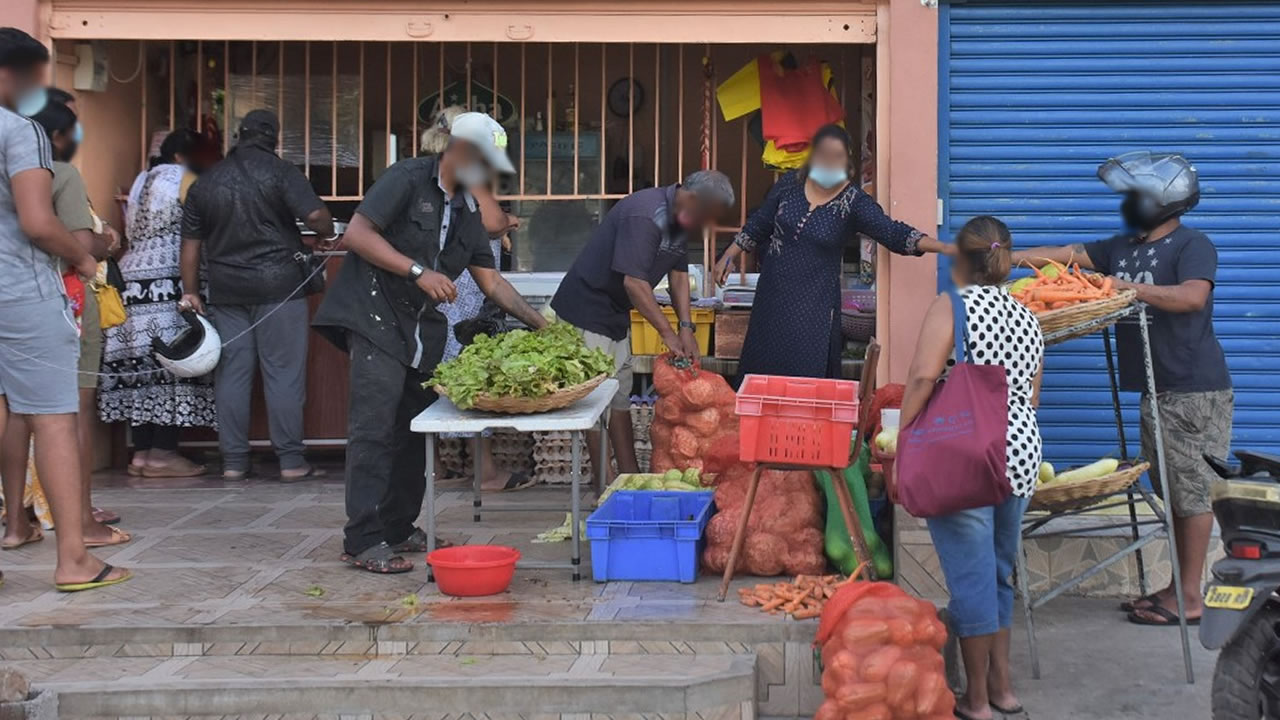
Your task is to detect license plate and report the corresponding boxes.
[1204,585,1255,610]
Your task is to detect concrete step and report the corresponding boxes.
[14,653,757,719]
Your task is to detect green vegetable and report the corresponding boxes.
[641,478,664,490]
[663,479,698,491]
[1051,458,1119,485]
[682,468,701,485]
[428,322,615,409]
[816,444,893,579]
[663,469,685,483]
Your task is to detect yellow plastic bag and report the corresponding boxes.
[94,281,126,329]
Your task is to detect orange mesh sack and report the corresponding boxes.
[813,582,954,720]
[649,354,737,473]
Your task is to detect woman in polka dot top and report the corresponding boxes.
[714,124,951,379]
[898,215,1045,720]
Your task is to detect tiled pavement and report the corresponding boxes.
[0,466,1216,719]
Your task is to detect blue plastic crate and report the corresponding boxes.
[585,491,714,583]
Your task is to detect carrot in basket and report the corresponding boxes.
[1048,301,1074,310]
[1027,301,1048,313]
[1100,276,1114,295]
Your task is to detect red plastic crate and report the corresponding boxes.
[735,375,860,468]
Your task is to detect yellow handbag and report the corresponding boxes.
[94,281,126,329]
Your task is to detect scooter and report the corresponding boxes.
[1201,450,1280,720]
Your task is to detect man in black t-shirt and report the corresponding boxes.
[551,170,735,476]
[1015,151,1231,628]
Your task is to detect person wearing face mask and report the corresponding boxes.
[313,112,547,574]
[551,169,736,478]
[0,26,130,591]
[1012,151,1230,629]
[714,124,950,379]
[2,99,130,554]
[180,109,334,482]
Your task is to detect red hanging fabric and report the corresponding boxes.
[757,55,845,151]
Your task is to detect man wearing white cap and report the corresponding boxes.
[314,112,545,574]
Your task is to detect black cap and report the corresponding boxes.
[238,109,279,138]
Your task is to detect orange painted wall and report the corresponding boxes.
[0,0,39,35]
[879,0,939,384]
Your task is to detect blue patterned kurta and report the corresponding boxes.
[734,173,924,379]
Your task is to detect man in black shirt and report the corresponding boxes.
[551,170,734,476]
[1015,151,1231,627]
[181,110,334,482]
[314,112,544,574]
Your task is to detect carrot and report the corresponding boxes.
[1100,276,1114,295]
[1026,301,1048,313]
[1048,301,1074,310]
[761,597,787,612]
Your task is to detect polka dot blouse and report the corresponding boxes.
[941,285,1046,497]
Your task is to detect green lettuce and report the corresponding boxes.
[428,322,615,409]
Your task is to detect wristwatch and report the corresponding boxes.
[407,262,425,280]
[678,320,697,332]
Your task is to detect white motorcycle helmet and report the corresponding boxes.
[153,311,221,378]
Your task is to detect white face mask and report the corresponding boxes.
[456,162,490,189]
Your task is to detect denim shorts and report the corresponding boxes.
[926,493,1031,638]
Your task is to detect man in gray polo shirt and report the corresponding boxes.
[0,27,130,591]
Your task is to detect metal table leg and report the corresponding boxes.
[1016,541,1040,679]
[425,432,437,583]
[571,429,583,581]
[472,433,483,523]
[1104,326,1147,596]
[596,416,609,495]
[1140,307,1194,684]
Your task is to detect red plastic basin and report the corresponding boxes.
[426,545,520,597]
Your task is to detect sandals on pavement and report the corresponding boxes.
[92,507,121,525]
[493,472,536,493]
[56,564,132,593]
[1127,604,1201,626]
[280,466,326,484]
[84,526,133,549]
[341,542,414,574]
[1,526,44,550]
[142,456,207,478]
[1119,592,1161,612]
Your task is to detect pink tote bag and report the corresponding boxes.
[895,289,1010,518]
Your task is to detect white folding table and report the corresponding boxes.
[410,379,616,581]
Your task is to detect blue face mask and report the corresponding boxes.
[15,86,47,117]
[808,165,848,190]
[72,122,84,144]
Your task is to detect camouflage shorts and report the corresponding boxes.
[1140,390,1233,518]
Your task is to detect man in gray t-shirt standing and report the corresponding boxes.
[0,27,130,592]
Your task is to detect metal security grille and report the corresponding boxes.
[136,39,870,272]
[940,1,1280,463]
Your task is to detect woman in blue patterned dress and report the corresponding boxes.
[714,125,951,378]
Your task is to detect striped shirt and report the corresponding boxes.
[0,105,59,306]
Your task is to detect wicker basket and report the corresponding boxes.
[1029,461,1149,512]
[1034,289,1136,338]
[841,311,876,341]
[436,374,607,415]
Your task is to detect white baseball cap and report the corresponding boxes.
[449,112,516,174]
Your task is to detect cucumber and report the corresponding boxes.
[1052,458,1119,485]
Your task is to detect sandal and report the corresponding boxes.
[341,542,414,574]
[1127,604,1201,627]
[127,464,145,477]
[485,472,536,493]
[280,465,326,484]
[56,563,133,592]
[92,507,121,525]
[390,527,452,553]
[1119,592,1161,612]
[143,456,207,478]
[84,526,133,548]
[1,526,44,550]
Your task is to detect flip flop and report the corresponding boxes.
[142,456,207,478]
[1127,604,1201,627]
[280,466,326,484]
[990,701,1026,715]
[954,707,990,720]
[341,542,414,574]
[1119,592,1161,612]
[92,507,121,525]
[84,526,132,549]
[127,464,145,477]
[487,472,536,493]
[1,526,43,550]
[56,564,132,592]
